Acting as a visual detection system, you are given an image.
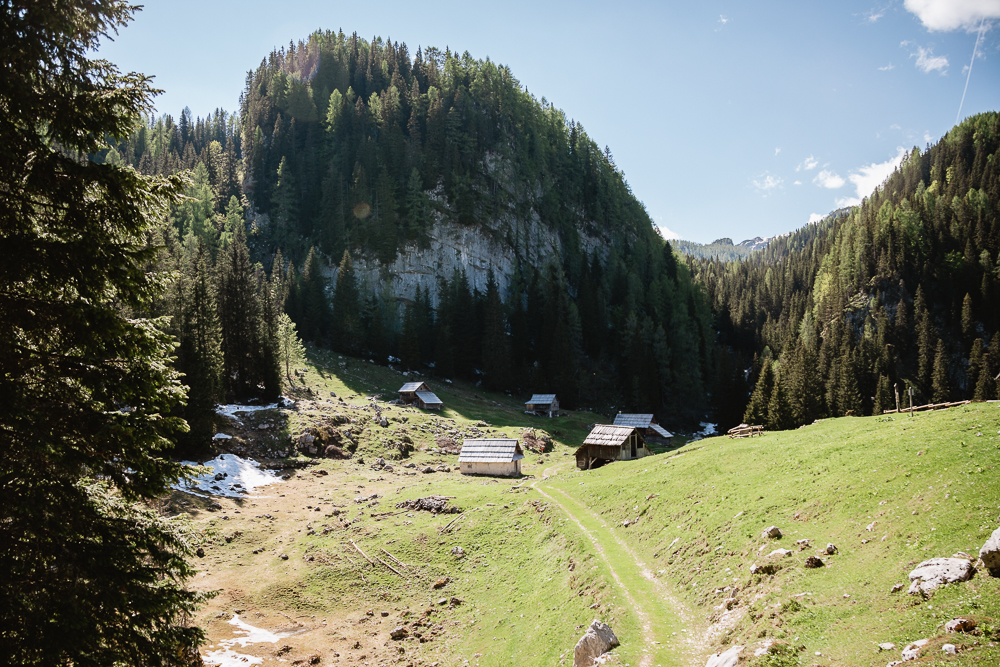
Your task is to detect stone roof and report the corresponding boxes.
[526,394,557,405]
[613,413,654,428]
[583,424,636,447]
[459,439,524,463]
[415,390,442,405]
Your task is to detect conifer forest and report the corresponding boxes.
[4,4,1000,664]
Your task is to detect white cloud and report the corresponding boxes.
[808,213,825,223]
[796,155,819,171]
[913,45,949,73]
[794,180,803,185]
[923,130,934,143]
[904,0,1000,32]
[719,14,729,24]
[775,147,781,156]
[814,170,846,189]
[865,7,887,23]
[890,123,902,130]
[752,172,783,193]
[836,146,908,208]
[878,62,896,70]
[657,224,681,240]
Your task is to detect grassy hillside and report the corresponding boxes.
[178,350,1000,667]
[547,404,1000,665]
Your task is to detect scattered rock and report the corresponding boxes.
[421,466,435,474]
[763,526,782,539]
[750,563,778,575]
[437,597,448,605]
[451,546,465,558]
[804,556,824,568]
[433,577,450,589]
[396,496,460,514]
[704,645,743,667]
[379,417,388,428]
[891,583,904,593]
[979,526,1000,576]
[826,543,837,555]
[907,558,974,596]
[945,617,976,633]
[449,596,463,606]
[279,553,288,560]
[380,611,389,617]
[878,643,896,651]
[941,644,957,655]
[573,620,620,667]
[901,638,928,661]
[768,548,793,558]
[208,501,222,510]
[390,626,408,640]
[196,547,205,558]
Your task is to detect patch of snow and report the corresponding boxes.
[202,614,294,667]
[214,402,280,425]
[174,454,282,498]
[689,422,718,441]
[212,433,232,440]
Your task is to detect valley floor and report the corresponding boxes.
[166,350,1000,667]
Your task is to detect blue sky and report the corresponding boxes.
[97,0,1000,244]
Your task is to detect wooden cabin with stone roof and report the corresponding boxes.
[459,439,524,477]
[398,381,443,410]
[574,424,652,470]
[524,394,559,417]
[612,413,673,446]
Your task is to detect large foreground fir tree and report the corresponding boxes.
[0,2,208,664]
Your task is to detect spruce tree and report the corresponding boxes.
[743,360,774,426]
[969,338,985,399]
[766,374,793,431]
[0,3,208,662]
[330,249,361,353]
[914,287,935,393]
[177,242,224,450]
[481,270,512,391]
[931,339,951,403]
[874,375,894,415]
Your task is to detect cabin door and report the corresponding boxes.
[630,435,637,458]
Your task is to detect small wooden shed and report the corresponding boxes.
[398,382,443,410]
[525,393,559,417]
[574,424,651,470]
[612,413,673,446]
[458,439,524,477]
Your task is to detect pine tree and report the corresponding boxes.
[277,312,307,384]
[0,3,208,662]
[961,293,975,348]
[177,241,224,450]
[399,300,421,370]
[743,360,774,426]
[766,373,793,431]
[481,270,511,391]
[969,338,985,399]
[874,375,894,415]
[330,249,361,353]
[914,287,935,393]
[931,339,951,403]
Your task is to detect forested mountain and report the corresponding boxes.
[110,31,722,429]
[692,112,1000,430]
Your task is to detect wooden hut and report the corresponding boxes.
[612,413,673,446]
[524,394,559,417]
[458,439,524,477]
[574,424,651,470]
[398,381,443,410]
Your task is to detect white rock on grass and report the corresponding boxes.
[763,526,782,539]
[979,526,1000,576]
[942,644,957,655]
[704,645,743,667]
[945,617,976,633]
[768,548,793,558]
[573,620,619,667]
[907,558,974,596]
[901,638,928,661]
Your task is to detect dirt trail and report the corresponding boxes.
[532,464,709,667]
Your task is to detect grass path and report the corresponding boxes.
[531,464,706,667]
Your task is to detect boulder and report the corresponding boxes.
[979,526,1000,576]
[901,638,928,661]
[763,526,782,539]
[390,626,408,640]
[907,558,974,596]
[942,644,957,655]
[573,620,619,667]
[804,556,824,568]
[768,548,793,558]
[826,543,837,555]
[945,617,976,633]
[704,645,743,667]
[878,643,895,651]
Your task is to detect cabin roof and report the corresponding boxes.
[613,413,655,428]
[399,381,426,393]
[459,439,524,463]
[415,390,442,405]
[526,393,557,405]
[649,423,673,438]
[583,424,636,447]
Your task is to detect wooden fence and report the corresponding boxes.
[727,424,764,439]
